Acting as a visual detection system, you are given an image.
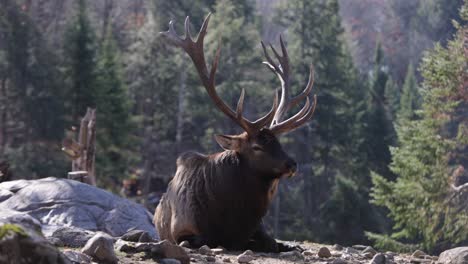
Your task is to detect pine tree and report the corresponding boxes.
[384,77,400,119]
[95,32,136,185]
[0,0,67,178]
[365,42,394,179]
[397,63,420,121]
[63,0,99,124]
[273,0,379,244]
[370,3,468,251]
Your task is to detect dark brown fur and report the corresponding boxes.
[154,129,296,251]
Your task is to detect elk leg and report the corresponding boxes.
[247,225,279,252]
[248,224,302,252]
[177,234,210,248]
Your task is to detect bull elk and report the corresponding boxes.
[154,13,317,252]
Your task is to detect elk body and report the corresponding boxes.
[154,14,317,252]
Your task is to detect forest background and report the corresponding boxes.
[0,0,467,254]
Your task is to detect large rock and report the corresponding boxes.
[0,177,158,239]
[0,214,71,264]
[438,247,468,264]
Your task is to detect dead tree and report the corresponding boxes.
[62,108,97,185]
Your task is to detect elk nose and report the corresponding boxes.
[286,160,297,173]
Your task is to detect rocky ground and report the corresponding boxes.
[56,230,465,264]
[1,178,467,264]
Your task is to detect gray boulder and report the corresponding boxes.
[0,177,158,239]
[438,247,468,264]
[81,232,118,264]
[0,214,71,264]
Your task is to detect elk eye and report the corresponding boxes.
[252,145,263,151]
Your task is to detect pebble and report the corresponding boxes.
[318,246,332,258]
[212,248,225,254]
[237,253,254,263]
[362,246,377,257]
[333,244,344,251]
[205,256,216,262]
[81,232,118,264]
[411,250,426,258]
[199,245,213,255]
[302,250,314,256]
[370,253,386,264]
[363,252,374,259]
[352,245,367,250]
[179,240,190,248]
[223,257,231,262]
[242,249,254,256]
[344,247,359,254]
[331,258,348,264]
[279,250,303,260]
[160,259,182,264]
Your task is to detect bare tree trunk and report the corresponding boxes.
[175,68,187,150]
[62,108,97,185]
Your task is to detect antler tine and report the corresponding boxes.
[261,35,317,134]
[271,94,317,134]
[161,13,278,136]
[289,64,315,108]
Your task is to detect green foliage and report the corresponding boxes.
[384,77,400,119]
[371,9,468,251]
[0,224,28,239]
[95,32,137,184]
[365,232,418,253]
[320,176,377,244]
[397,63,420,121]
[63,0,99,123]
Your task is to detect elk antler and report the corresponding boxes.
[160,13,278,136]
[261,36,317,134]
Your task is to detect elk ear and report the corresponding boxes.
[214,134,241,151]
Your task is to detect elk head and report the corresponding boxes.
[161,14,317,178]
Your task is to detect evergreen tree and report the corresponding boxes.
[95,32,136,185]
[63,0,99,124]
[0,0,67,178]
[370,3,468,251]
[365,42,394,179]
[274,0,378,244]
[384,77,400,119]
[397,63,420,121]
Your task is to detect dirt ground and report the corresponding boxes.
[112,241,421,264]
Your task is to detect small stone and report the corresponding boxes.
[205,256,216,262]
[114,239,136,252]
[212,248,225,254]
[160,258,182,264]
[363,252,374,259]
[151,240,190,264]
[302,250,314,256]
[333,244,344,251]
[362,246,377,257]
[352,245,367,250]
[344,247,359,254]
[370,253,386,264]
[121,230,152,242]
[411,250,426,258]
[62,250,92,264]
[279,250,303,260]
[199,245,213,255]
[331,258,348,264]
[410,258,431,264]
[81,232,118,264]
[318,247,332,258]
[179,240,190,248]
[242,250,254,256]
[237,253,254,263]
[223,257,231,262]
